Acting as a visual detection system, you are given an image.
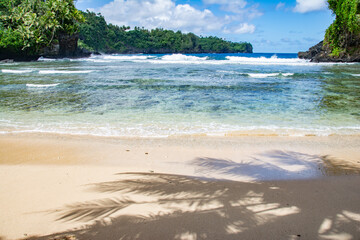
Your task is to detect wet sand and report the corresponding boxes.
[0,134,360,239]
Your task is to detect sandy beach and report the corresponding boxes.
[0,134,360,240]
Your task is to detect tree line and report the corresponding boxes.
[0,0,84,59]
[324,0,360,57]
[0,0,252,59]
[78,11,253,54]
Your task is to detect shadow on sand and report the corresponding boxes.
[25,151,360,240]
[191,150,360,181]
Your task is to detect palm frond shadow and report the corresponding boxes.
[191,150,360,181]
[26,151,360,240]
[57,198,135,222]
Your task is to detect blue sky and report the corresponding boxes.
[75,0,334,53]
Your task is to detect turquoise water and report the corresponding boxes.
[1,53,360,137]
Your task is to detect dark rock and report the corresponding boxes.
[298,41,360,63]
[42,32,91,59]
[0,59,14,63]
[0,48,39,61]
[298,41,324,60]
[0,32,91,62]
[58,32,79,57]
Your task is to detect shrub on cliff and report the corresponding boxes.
[325,0,360,56]
[0,0,84,58]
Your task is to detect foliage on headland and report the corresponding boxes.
[78,11,253,54]
[325,0,360,56]
[299,0,360,62]
[0,0,84,60]
[0,1,252,60]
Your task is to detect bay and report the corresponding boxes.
[1,53,359,137]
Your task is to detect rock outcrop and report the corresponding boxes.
[0,33,90,62]
[298,41,360,63]
[41,33,91,59]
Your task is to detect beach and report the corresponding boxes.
[1,133,360,239]
[1,53,360,239]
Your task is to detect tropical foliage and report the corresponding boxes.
[325,0,360,56]
[79,11,253,54]
[0,0,84,56]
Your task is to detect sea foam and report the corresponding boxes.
[38,70,94,74]
[103,55,152,60]
[2,69,33,74]
[247,73,294,78]
[161,54,208,61]
[26,83,59,88]
[225,56,312,66]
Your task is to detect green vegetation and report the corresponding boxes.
[0,1,252,59]
[0,0,84,58]
[78,11,252,54]
[325,0,360,56]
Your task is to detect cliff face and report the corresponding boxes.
[0,33,90,61]
[298,40,360,62]
[42,33,90,59]
[298,0,360,63]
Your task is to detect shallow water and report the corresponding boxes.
[1,53,360,137]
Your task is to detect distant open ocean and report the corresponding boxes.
[1,53,360,137]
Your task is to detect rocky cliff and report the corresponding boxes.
[298,0,360,63]
[298,41,360,62]
[0,33,90,61]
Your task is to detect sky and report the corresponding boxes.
[75,0,335,53]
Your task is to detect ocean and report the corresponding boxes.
[1,53,359,137]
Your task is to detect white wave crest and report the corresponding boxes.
[103,55,152,60]
[349,73,360,77]
[216,70,238,74]
[38,70,94,74]
[247,73,294,78]
[26,83,59,88]
[248,73,279,78]
[2,69,33,74]
[37,57,60,62]
[161,54,208,62]
[226,56,311,66]
[71,58,111,63]
[281,73,294,76]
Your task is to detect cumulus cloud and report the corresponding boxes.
[293,0,327,13]
[203,0,247,13]
[96,0,258,35]
[233,23,256,34]
[98,0,224,34]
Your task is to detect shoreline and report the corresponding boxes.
[1,133,360,239]
[1,132,360,168]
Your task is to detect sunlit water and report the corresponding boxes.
[1,53,360,137]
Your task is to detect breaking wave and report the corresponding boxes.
[26,83,59,88]
[38,70,94,74]
[247,73,294,78]
[2,69,33,74]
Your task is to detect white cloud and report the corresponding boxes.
[203,0,262,19]
[276,2,285,10]
[226,23,255,34]
[96,0,257,35]
[203,0,247,13]
[293,0,327,13]
[98,0,224,34]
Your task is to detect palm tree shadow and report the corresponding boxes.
[190,150,360,181]
[26,170,360,240]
